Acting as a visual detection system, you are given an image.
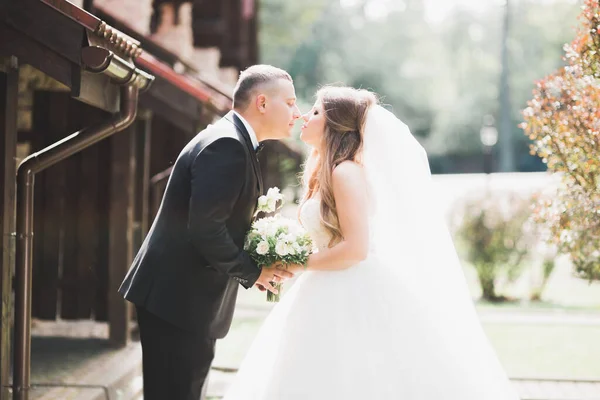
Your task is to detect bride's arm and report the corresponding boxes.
[305,161,370,271]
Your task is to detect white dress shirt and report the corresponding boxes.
[233,111,259,151]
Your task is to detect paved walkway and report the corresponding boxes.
[477,311,600,326]
[204,370,600,400]
[32,315,600,400]
[512,378,600,400]
[30,320,143,400]
[208,308,600,400]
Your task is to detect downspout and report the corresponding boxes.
[12,46,153,400]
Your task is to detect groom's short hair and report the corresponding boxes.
[233,65,292,111]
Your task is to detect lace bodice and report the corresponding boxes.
[299,198,332,251]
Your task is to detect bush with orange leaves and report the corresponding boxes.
[521,0,600,281]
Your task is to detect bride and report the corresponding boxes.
[223,86,520,400]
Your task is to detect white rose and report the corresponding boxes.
[257,195,268,207]
[286,244,296,255]
[266,187,281,199]
[252,219,265,230]
[256,195,269,212]
[275,241,289,256]
[256,241,270,255]
[287,224,301,235]
[266,224,278,236]
[283,233,297,243]
[293,242,303,254]
[267,198,277,212]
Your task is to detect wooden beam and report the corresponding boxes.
[107,125,136,346]
[139,94,198,134]
[0,56,18,400]
[4,0,86,66]
[142,76,201,126]
[0,23,74,89]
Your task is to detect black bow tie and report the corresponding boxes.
[255,143,265,155]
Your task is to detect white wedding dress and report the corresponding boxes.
[223,105,520,400]
[222,197,519,400]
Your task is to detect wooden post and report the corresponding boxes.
[94,140,110,322]
[0,57,18,400]
[107,122,137,346]
[32,92,70,321]
[61,100,106,320]
[134,110,151,251]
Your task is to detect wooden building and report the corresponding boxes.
[0,0,263,398]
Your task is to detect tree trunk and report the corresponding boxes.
[477,263,498,301]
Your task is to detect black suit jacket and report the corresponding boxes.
[119,112,263,338]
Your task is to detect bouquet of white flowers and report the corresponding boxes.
[245,188,313,302]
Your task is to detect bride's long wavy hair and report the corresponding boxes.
[300,86,377,247]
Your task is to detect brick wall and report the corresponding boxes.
[74,0,239,89]
[94,0,153,35]
[151,2,194,60]
[152,3,238,87]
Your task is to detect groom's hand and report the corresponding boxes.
[255,267,294,294]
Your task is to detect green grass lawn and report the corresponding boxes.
[218,223,600,381]
[214,318,261,369]
[484,323,600,379]
[460,256,600,311]
[236,252,600,313]
[214,317,600,380]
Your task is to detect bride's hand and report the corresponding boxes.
[255,266,294,294]
[279,263,305,275]
[268,261,305,275]
[254,283,267,292]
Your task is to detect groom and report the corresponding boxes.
[119,65,301,400]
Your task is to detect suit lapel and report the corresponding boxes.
[225,112,264,195]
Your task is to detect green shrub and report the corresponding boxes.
[452,192,534,302]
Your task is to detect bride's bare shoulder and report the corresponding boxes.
[332,161,365,187]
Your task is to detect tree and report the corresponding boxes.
[453,192,533,301]
[521,0,600,281]
[258,0,580,172]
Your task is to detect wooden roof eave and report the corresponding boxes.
[0,0,232,120]
[0,0,132,112]
[91,5,234,130]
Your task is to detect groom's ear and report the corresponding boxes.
[256,94,267,114]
